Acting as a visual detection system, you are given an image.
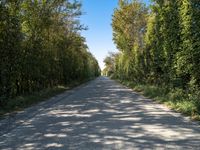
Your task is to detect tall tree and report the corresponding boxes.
[0,1,22,100]
[0,0,100,106]
[176,0,200,88]
[112,0,148,82]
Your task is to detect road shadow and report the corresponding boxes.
[0,77,200,149]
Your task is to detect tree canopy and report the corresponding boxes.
[0,0,100,105]
[105,0,200,106]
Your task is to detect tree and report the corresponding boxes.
[0,1,22,101]
[176,0,200,88]
[108,0,200,90]
[112,0,148,82]
[0,0,100,106]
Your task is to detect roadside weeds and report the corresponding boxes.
[116,79,200,122]
[0,78,95,118]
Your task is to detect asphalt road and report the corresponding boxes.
[0,77,200,150]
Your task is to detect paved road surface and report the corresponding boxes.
[0,77,200,150]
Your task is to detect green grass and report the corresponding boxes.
[0,79,92,118]
[118,80,200,121]
[0,86,67,117]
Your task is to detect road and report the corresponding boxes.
[0,77,200,150]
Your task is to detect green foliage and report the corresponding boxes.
[1,86,68,115]
[108,0,200,89]
[103,52,117,77]
[0,78,91,117]
[120,80,200,120]
[104,0,200,119]
[112,0,148,82]
[0,0,100,106]
[176,0,200,88]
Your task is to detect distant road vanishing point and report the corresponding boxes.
[0,77,200,149]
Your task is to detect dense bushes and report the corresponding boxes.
[0,0,100,106]
[104,0,200,118]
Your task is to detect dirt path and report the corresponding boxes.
[0,77,200,150]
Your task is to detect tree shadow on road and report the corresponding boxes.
[1,77,200,149]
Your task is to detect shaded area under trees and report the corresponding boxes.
[0,0,100,107]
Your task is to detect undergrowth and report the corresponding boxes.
[0,79,92,117]
[119,80,200,121]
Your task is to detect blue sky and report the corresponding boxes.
[80,0,150,70]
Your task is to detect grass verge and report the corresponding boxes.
[118,80,200,121]
[0,79,93,118]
